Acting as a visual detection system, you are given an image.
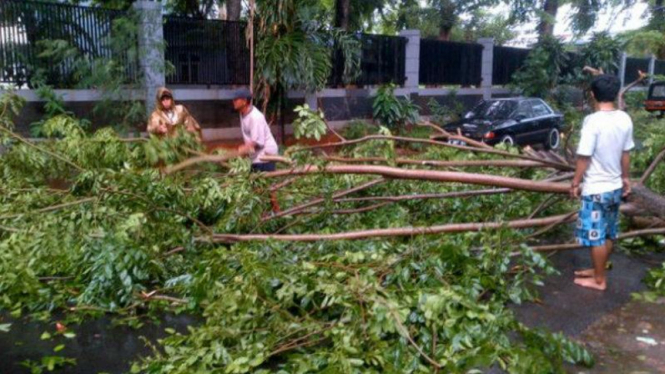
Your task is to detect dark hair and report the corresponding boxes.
[233,88,253,103]
[590,74,620,103]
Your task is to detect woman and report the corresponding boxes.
[147,87,202,140]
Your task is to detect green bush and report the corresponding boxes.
[372,84,420,132]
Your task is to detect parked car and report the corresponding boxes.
[441,98,563,149]
[645,81,665,116]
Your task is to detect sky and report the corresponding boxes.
[500,3,651,47]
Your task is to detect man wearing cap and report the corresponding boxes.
[148,87,202,140]
[232,88,279,172]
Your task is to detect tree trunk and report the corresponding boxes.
[334,0,350,30]
[629,184,665,220]
[537,0,559,37]
[185,0,203,18]
[226,0,242,21]
[438,28,451,41]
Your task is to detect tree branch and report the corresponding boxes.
[640,147,665,184]
[531,227,665,252]
[265,178,386,221]
[0,126,83,171]
[0,197,97,220]
[261,165,570,194]
[324,156,554,169]
[204,213,576,243]
[289,134,573,170]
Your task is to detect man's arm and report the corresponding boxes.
[238,141,256,156]
[621,151,631,197]
[571,156,591,198]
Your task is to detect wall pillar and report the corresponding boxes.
[649,54,656,85]
[619,52,627,88]
[399,29,420,94]
[477,38,494,100]
[133,0,166,116]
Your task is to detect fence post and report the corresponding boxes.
[133,0,166,116]
[649,54,656,85]
[399,29,420,94]
[619,52,627,88]
[477,38,494,100]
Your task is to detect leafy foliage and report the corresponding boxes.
[576,32,622,78]
[0,87,600,373]
[511,36,569,98]
[12,10,148,133]
[255,0,361,111]
[372,84,420,132]
[292,104,328,141]
[428,92,465,126]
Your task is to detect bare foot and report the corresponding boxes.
[574,277,607,291]
[574,269,595,278]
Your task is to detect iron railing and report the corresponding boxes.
[654,60,665,77]
[0,0,137,88]
[329,33,406,87]
[492,46,530,86]
[163,16,249,86]
[419,39,482,86]
[625,57,651,84]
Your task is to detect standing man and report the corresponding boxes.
[148,87,202,140]
[570,75,634,291]
[232,88,279,172]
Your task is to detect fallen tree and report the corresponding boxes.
[3,91,665,373]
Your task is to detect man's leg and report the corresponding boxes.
[574,239,613,278]
[574,240,610,290]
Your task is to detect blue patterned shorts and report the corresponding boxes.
[575,188,622,247]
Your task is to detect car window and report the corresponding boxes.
[515,101,533,119]
[652,85,665,98]
[530,100,552,117]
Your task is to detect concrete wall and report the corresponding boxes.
[4,87,517,137]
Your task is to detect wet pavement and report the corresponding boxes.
[1,248,664,373]
[577,299,665,373]
[0,313,197,374]
[513,247,665,373]
[513,247,664,337]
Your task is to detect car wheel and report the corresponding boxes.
[544,128,560,150]
[500,134,515,146]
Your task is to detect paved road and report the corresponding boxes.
[513,247,665,373]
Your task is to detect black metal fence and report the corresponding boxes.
[329,34,406,87]
[654,60,665,77]
[0,0,137,88]
[163,17,249,86]
[419,39,482,86]
[625,57,652,83]
[492,46,530,86]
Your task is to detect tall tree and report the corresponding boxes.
[226,0,242,21]
[510,0,637,39]
[537,0,558,37]
[335,0,351,30]
[388,0,500,41]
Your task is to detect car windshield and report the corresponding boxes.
[465,100,517,120]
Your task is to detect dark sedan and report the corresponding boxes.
[442,98,563,149]
[645,81,665,116]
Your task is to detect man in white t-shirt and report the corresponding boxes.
[570,75,634,291]
[232,88,279,172]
